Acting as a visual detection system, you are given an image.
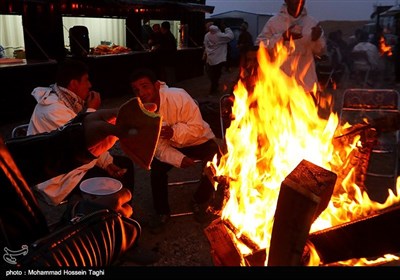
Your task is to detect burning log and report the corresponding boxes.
[244,249,266,267]
[333,128,378,193]
[204,217,267,266]
[223,219,260,252]
[204,164,232,212]
[204,218,243,266]
[333,111,400,198]
[307,204,400,265]
[334,111,400,140]
[268,160,337,266]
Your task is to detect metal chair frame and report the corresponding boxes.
[167,97,203,217]
[340,88,399,203]
[316,48,348,90]
[11,123,29,138]
[219,94,234,141]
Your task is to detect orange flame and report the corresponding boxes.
[211,42,400,266]
[379,36,392,57]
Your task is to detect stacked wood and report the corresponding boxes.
[268,160,337,266]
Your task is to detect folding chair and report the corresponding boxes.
[167,98,203,217]
[168,97,202,189]
[339,88,399,203]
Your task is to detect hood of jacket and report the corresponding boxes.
[31,86,58,105]
[279,3,308,22]
[208,25,220,34]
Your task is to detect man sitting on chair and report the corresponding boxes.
[129,68,221,233]
[351,31,384,87]
[27,59,134,207]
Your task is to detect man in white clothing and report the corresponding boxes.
[27,59,134,206]
[351,31,384,87]
[352,31,383,71]
[129,68,221,233]
[204,21,234,95]
[256,0,326,100]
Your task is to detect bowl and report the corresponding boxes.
[79,177,122,196]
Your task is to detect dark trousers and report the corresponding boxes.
[150,139,220,215]
[206,62,224,95]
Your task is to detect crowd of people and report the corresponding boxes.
[201,0,399,94]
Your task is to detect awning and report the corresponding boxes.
[380,5,400,16]
[118,0,215,14]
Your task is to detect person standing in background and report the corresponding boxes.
[141,17,154,50]
[203,21,234,96]
[351,30,384,87]
[159,21,177,50]
[156,21,177,86]
[148,23,162,51]
[202,21,214,64]
[255,0,326,102]
[237,21,254,69]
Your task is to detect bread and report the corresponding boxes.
[116,97,162,170]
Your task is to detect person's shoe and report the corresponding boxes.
[148,214,170,234]
[121,245,160,265]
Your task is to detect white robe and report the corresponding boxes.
[256,4,327,92]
